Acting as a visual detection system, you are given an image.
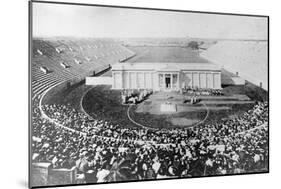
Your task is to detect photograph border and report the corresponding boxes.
[28,0,270,188]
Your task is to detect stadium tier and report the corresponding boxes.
[32,96,268,185]
[200,40,268,90]
[31,38,268,186]
[31,39,135,99]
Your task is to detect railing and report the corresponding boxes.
[31,162,77,187]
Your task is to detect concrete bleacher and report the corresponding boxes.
[49,39,134,76]
[200,40,268,91]
[31,65,63,100]
[32,38,134,101]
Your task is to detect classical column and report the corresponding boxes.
[163,74,165,89]
[170,73,173,89]
[198,72,201,88]
[218,72,221,89]
[151,72,154,89]
[143,72,147,89]
[158,74,160,89]
[206,72,208,89]
[121,71,124,89]
[212,72,216,89]
[177,73,180,90]
[113,72,116,89]
[128,72,131,89]
[191,72,193,88]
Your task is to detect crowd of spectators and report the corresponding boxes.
[32,101,268,183]
[121,89,153,104]
[181,87,223,96]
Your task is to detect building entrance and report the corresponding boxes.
[165,74,171,89]
[159,73,179,91]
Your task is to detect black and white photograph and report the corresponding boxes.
[29,1,269,188]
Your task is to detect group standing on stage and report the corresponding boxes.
[121,89,153,104]
[190,95,199,104]
[181,86,223,96]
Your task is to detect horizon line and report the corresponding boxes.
[33,35,268,41]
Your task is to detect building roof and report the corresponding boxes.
[112,62,221,72]
[112,46,221,72]
[124,46,210,63]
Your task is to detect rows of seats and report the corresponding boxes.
[31,64,63,100]
[54,39,134,72]
[31,38,135,99]
[32,100,268,183]
[200,40,268,90]
[31,39,269,186]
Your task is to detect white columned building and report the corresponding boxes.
[87,46,222,90]
[111,62,221,91]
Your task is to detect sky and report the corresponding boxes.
[32,2,268,39]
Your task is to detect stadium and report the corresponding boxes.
[30,37,268,186]
[29,2,269,188]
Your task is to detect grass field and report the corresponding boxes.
[127,46,210,63]
[82,85,134,127]
[82,85,256,129]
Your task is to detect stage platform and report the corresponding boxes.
[150,91,251,102]
[132,90,255,127]
[160,102,177,112]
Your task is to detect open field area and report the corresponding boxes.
[201,40,268,90]
[127,46,210,63]
[29,1,269,186]
[82,85,256,129]
[31,37,268,186]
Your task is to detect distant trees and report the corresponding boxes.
[188,41,200,50]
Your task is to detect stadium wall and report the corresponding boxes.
[86,76,112,85]
[41,80,85,105]
[31,163,76,187]
[48,167,77,186]
[31,163,51,187]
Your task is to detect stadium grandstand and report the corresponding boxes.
[30,38,268,187]
[31,38,135,101]
[200,40,268,91]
